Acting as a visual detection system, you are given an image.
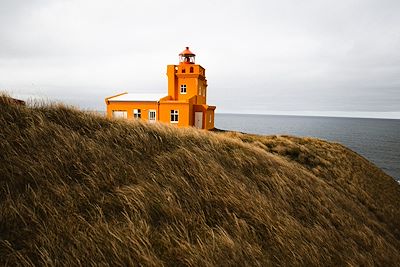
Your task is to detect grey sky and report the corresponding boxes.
[1,0,400,117]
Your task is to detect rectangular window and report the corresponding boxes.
[149,110,156,122]
[180,84,187,94]
[198,86,201,95]
[112,110,127,118]
[209,114,212,123]
[170,110,179,123]
[133,109,141,119]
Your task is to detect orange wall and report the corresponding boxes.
[106,101,158,120]
[167,64,208,105]
[159,102,190,127]
[177,77,197,101]
[107,101,196,128]
[107,101,215,129]
[167,65,178,100]
[205,109,215,130]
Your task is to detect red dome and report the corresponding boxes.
[179,47,195,56]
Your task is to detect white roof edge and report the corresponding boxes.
[108,93,166,102]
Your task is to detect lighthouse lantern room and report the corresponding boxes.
[179,47,196,64]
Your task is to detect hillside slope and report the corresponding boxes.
[1,96,400,266]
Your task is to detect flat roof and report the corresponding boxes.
[107,93,166,102]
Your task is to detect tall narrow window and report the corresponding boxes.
[170,110,179,123]
[198,86,201,95]
[180,84,187,94]
[133,109,141,119]
[148,110,156,123]
[190,67,194,73]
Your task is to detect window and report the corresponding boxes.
[170,110,179,123]
[198,86,201,95]
[209,114,212,123]
[112,110,127,118]
[133,109,141,119]
[180,84,187,94]
[190,67,194,73]
[148,110,156,122]
[182,68,186,73]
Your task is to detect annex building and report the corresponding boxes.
[105,47,216,130]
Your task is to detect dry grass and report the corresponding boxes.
[1,94,400,266]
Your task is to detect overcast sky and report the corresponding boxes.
[1,0,400,117]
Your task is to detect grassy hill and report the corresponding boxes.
[1,95,400,266]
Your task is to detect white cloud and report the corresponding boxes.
[0,0,399,114]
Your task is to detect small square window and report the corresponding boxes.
[170,110,179,123]
[180,84,187,94]
[133,109,141,119]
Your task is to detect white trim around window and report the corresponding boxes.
[148,110,156,123]
[180,84,187,94]
[170,110,179,123]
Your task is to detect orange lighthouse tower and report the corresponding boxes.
[105,47,216,129]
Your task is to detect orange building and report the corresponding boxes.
[105,47,216,130]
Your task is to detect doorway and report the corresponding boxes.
[195,112,203,129]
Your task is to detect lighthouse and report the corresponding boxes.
[105,47,216,129]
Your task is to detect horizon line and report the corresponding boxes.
[216,111,400,120]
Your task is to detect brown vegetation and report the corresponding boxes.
[1,95,400,266]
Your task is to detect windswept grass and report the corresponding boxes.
[1,95,400,266]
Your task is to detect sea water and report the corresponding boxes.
[215,113,400,181]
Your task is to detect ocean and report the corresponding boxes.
[215,113,400,181]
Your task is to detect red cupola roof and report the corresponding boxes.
[179,46,196,64]
[179,47,195,56]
